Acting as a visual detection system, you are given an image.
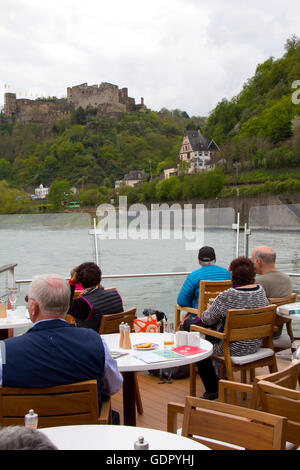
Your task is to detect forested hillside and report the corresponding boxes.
[204,35,300,173]
[0,36,300,212]
[0,108,205,190]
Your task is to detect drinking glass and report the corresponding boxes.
[163,322,175,348]
[8,288,18,311]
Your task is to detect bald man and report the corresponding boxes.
[251,245,292,298]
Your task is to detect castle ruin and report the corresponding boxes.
[4,82,145,125]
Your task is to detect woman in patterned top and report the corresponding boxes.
[195,256,269,400]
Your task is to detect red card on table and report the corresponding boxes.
[172,345,207,356]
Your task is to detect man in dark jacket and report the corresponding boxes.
[0,274,123,415]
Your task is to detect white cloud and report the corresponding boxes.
[0,0,299,116]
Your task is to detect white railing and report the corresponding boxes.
[15,271,190,285]
[1,264,300,290]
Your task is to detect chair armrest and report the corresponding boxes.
[175,305,199,329]
[218,380,253,403]
[190,324,225,340]
[167,402,184,433]
[98,398,112,424]
[175,305,198,315]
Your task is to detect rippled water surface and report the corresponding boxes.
[0,210,299,323]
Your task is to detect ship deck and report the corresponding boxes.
[111,353,299,430]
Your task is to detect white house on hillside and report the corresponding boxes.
[178,129,220,173]
[163,167,178,179]
[115,170,147,188]
[35,184,49,199]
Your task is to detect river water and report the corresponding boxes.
[0,207,299,325]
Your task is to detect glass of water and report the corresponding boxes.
[8,288,18,311]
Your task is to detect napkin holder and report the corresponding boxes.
[0,303,7,318]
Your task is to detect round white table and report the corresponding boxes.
[0,307,32,339]
[41,424,209,450]
[101,332,213,426]
[276,311,300,321]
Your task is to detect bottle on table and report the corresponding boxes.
[123,323,132,349]
[25,409,38,429]
[119,321,125,348]
[134,435,149,450]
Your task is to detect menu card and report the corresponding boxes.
[172,345,207,356]
[133,349,182,364]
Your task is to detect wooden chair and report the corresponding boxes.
[175,280,232,329]
[0,380,112,428]
[219,359,300,408]
[65,314,76,324]
[98,308,137,335]
[256,379,300,449]
[73,290,84,300]
[167,396,287,450]
[268,293,297,354]
[64,289,84,324]
[98,308,143,415]
[190,304,278,401]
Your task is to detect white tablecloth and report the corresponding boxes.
[101,332,213,372]
[0,307,32,330]
[41,424,209,450]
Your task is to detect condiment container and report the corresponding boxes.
[25,409,38,429]
[123,323,132,349]
[134,436,149,450]
[119,321,125,348]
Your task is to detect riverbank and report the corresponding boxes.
[76,191,300,227]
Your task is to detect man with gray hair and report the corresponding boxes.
[0,426,57,450]
[0,274,123,419]
[251,245,292,298]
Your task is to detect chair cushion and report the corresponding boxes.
[273,334,291,349]
[216,348,274,365]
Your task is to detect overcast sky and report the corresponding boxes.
[0,0,299,117]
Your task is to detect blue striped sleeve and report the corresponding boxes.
[177,274,195,307]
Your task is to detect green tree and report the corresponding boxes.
[141,181,157,202]
[156,176,182,201]
[44,155,60,174]
[49,180,72,210]
[79,188,100,206]
[0,159,11,180]
[98,186,111,204]
[117,185,142,205]
[70,125,85,142]
[0,181,32,214]
[56,141,75,165]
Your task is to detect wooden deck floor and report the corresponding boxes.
[111,355,297,431]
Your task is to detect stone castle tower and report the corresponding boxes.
[4,82,145,124]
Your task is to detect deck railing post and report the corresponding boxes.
[232,212,240,258]
[7,266,16,289]
[243,223,251,258]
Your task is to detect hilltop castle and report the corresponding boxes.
[4,82,145,125]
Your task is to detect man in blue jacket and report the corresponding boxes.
[0,274,123,418]
[177,246,231,309]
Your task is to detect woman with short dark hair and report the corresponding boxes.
[194,256,269,400]
[68,262,124,332]
[76,262,101,288]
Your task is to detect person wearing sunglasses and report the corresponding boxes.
[1,274,123,420]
